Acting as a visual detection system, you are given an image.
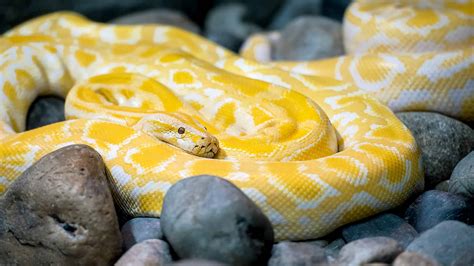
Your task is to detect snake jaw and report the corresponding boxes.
[192,135,219,158]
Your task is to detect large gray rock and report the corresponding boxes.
[406,221,474,266]
[404,190,473,232]
[396,112,474,188]
[268,241,328,266]
[26,96,65,130]
[393,252,440,266]
[161,175,274,266]
[110,8,200,34]
[449,151,474,198]
[115,239,172,266]
[204,3,261,51]
[172,259,228,266]
[121,217,163,251]
[0,145,122,265]
[268,0,323,29]
[324,238,346,261]
[342,213,418,248]
[335,237,403,266]
[272,16,344,61]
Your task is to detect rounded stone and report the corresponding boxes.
[396,112,474,188]
[204,3,261,51]
[268,0,323,30]
[121,217,163,251]
[404,190,473,232]
[272,16,344,61]
[110,8,200,34]
[406,220,474,266]
[324,238,346,261]
[115,239,172,266]
[335,237,403,266]
[393,252,440,266]
[449,151,474,198]
[268,241,328,266]
[161,175,274,266]
[26,96,65,130]
[0,145,122,265]
[342,213,418,248]
[434,180,450,192]
[172,259,229,266]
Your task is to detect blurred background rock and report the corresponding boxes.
[0,0,352,50]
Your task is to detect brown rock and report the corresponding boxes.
[115,239,172,266]
[393,252,439,266]
[0,145,122,265]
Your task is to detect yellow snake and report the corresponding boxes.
[0,0,471,241]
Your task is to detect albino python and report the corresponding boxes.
[0,0,472,240]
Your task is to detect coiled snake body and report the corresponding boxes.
[0,1,472,240]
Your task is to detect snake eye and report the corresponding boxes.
[178,127,185,134]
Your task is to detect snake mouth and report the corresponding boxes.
[192,136,219,158]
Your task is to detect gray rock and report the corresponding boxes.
[272,16,344,61]
[110,8,200,34]
[449,151,474,198]
[121,217,163,251]
[435,180,450,192]
[268,241,328,266]
[404,190,473,232]
[213,0,282,25]
[161,175,274,266]
[26,96,65,130]
[396,112,474,188]
[335,237,403,266]
[325,238,346,261]
[406,221,474,266]
[115,239,172,266]
[269,0,323,30]
[393,252,440,266]
[172,259,229,266]
[342,213,418,248]
[0,145,122,265]
[204,3,261,51]
[306,239,328,248]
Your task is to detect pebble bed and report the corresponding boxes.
[1,1,473,265]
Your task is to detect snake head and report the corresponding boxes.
[134,112,219,158]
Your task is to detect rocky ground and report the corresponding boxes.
[1,0,474,265]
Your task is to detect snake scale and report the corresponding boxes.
[0,0,472,240]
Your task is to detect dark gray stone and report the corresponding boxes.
[335,237,403,266]
[121,217,163,251]
[342,213,418,248]
[435,180,450,192]
[110,8,200,34]
[161,175,274,266]
[268,0,323,29]
[272,16,344,61]
[393,252,440,266]
[213,0,282,25]
[268,241,328,266]
[172,259,229,266]
[115,239,172,266]
[406,221,474,266]
[404,190,473,232]
[0,145,122,265]
[26,96,65,130]
[204,3,261,51]
[324,238,346,261]
[449,151,474,198]
[396,112,474,188]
